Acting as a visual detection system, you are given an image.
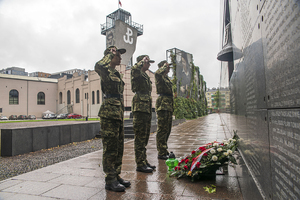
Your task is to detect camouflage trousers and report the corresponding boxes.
[100,117,124,184]
[156,110,173,156]
[133,111,151,167]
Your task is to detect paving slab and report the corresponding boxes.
[0,114,245,200]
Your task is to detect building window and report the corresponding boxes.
[9,89,19,104]
[97,90,100,104]
[76,88,80,103]
[37,92,45,105]
[92,91,95,105]
[67,90,71,104]
[59,92,62,104]
[207,97,210,100]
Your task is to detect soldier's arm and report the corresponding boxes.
[131,60,144,79]
[155,63,168,79]
[94,52,114,81]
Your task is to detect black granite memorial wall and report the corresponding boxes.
[219,0,300,199]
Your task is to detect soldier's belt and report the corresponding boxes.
[104,94,123,99]
[136,91,151,95]
[158,93,173,97]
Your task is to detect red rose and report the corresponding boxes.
[192,158,196,162]
[185,159,189,164]
[191,150,196,154]
[199,147,206,152]
[174,167,178,171]
[181,159,185,163]
[203,153,208,156]
[184,165,188,170]
[178,166,181,170]
[196,162,201,168]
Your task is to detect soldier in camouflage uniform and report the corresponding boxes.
[155,60,173,160]
[131,55,156,173]
[94,46,131,192]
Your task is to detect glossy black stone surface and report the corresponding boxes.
[262,0,300,109]
[269,109,300,200]
[219,0,300,199]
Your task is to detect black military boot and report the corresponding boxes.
[136,165,153,173]
[117,177,131,187]
[105,180,125,192]
[146,162,156,169]
[158,154,169,160]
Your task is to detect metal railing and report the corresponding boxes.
[101,21,143,36]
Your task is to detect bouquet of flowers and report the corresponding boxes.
[170,134,239,181]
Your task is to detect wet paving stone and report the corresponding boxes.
[118,114,243,199]
[0,114,244,200]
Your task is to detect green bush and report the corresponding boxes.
[173,97,207,119]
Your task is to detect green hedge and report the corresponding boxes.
[173,97,207,119]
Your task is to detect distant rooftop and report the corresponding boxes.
[101,8,143,36]
[207,87,229,92]
[0,73,57,83]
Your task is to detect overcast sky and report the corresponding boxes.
[0,0,221,89]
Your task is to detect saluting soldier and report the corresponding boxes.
[94,45,131,192]
[131,55,156,173]
[155,60,173,160]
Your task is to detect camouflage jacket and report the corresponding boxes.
[131,60,152,113]
[155,65,173,112]
[94,52,124,121]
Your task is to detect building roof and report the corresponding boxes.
[206,87,229,92]
[0,73,58,83]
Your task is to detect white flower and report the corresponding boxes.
[228,138,233,142]
[224,142,229,146]
[223,152,228,156]
[232,139,236,142]
[227,150,233,155]
[217,148,223,152]
[223,140,228,143]
[213,143,219,147]
[212,155,218,161]
[210,149,216,154]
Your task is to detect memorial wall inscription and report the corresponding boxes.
[269,110,300,199]
[219,0,300,199]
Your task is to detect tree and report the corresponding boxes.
[214,89,220,109]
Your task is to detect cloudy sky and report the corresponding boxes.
[0,0,221,89]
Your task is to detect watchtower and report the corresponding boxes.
[101,9,143,67]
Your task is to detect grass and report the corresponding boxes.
[0,118,100,123]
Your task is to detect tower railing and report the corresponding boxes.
[101,21,143,36]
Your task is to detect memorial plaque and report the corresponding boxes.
[231,0,261,49]
[269,109,300,200]
[262,0,300,109]
[243,25,267,111]
[244,110,271,198]
[235,62,246,116]
[219,0,300,199]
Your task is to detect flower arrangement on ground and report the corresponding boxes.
[170,134,239,181]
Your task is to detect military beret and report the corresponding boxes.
[104,45,126,55]
[137,55,155,63]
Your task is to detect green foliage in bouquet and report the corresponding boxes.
[170,134,239,181]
